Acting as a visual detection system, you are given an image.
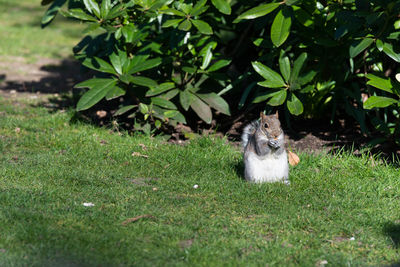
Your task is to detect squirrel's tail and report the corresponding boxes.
[241,120,259,148]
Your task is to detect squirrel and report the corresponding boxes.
[241,112,289,184]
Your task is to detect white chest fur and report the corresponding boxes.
[244,150,289,183]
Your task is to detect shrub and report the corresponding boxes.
[41,0,400,143]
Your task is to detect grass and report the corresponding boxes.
[1,95,400,266]
[0,0,84,61]
[1,0,400,265]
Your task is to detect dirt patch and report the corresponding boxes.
[0,56,89,94]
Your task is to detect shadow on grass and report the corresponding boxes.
[383,222,400,267]
[384,222,400,249]
[0,58,90,94]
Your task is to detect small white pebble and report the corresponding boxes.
[349,237,355,241]
[193,184,199,189]
[83,202,95,207]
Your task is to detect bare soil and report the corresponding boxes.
[1,56,398,159]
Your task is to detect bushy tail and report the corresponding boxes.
[241,120,259,148]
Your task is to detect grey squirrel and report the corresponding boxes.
[241,112,289,184]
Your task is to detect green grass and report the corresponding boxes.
[1,0,400,265]
[0,0,84,61]
[1,95,400,266]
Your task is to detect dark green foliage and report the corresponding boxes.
[42,0,400,143]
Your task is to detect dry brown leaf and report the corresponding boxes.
[121,214,155,225]
[132,152,149,158]
[96,110,107,118]
[288,151,300,166]
[138,143,147,150]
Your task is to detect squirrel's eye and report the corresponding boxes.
[264,123,269,128]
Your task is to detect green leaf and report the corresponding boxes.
[270,8,292,47]
[105,85,125,100]
[289,52,307,85]
[164,110,179,118]
[382,43,400,62]
[83,0,100,17]
[146,83,175,96]
[286,93,303,115]
[279,50,291,82]
[236,3,280,20]
[197,93,230,115]
[349,38,374,58]
[100,0,111,19]
[268,89,287,106]
[191,0,208,16]
[207,59,231,72]
[363,96,398,109]
[376,39,383,52]
[252,61,286,88]
[180,90,194,111]
[105,3,125,20]
[366,74,393,93]
[162,19,183,28]
[238,82,256,109]
[76,78,117,111]
[253,89,285,103]
[160,8,186,16]
[82,22,100,34]
[62,9,98,21]
[178,20,192,31]
[128,58,162,74]
[128,76,157,88]
[109,51,126,75]
[211,0,231,15]
[82,57,117,74]
[292,6,313,28]
[152,97,177,110]
[201,46,213,70]
[297,70,317,86]
[190,94,212,124]
[41,0,66,27]
[139,103,149,114]
[161,89,179,100]
[192,20,213,35]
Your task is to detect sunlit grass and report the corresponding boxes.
[0,95,399,266]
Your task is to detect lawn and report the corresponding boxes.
[0,0,84,61]
[1,95,400,266]
[1,0,400,266]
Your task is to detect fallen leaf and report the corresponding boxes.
[396,73,400,83]
[96,110,107,118]
[132,152,149,158]
[361,93,369,103]
[316,260,328,266]
[121,214,155,225]
[128,177,158,186]
[139,143,147,150]
[100,140,108,145]
[179,239,194,249]
[288,151,300,166]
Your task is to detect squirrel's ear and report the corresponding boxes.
[274,110,279,119]
[259,111,264,120]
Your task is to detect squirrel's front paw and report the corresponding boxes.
[268,139,280,149]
